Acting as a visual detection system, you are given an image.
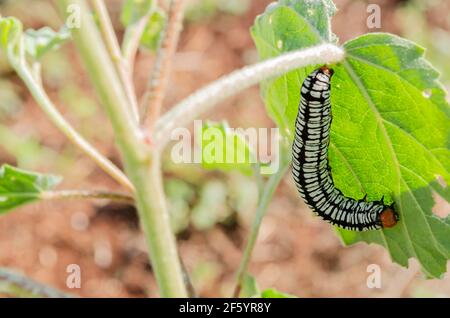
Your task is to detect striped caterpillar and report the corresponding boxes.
[291,66,398,231]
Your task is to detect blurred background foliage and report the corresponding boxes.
[0,0,448,297]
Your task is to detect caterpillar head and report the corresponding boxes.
[319,65,334,77]
[379,205,398,228]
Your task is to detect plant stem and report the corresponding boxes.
[58,0,187,297]
[0,267,73,298]
[31,61,42,86]
[121,7,154,75]
[13,61,134,192]
[41,189,134,204]
[154,44,345,149]
[92,0,139,122]
[132,152,188,297]
[140,0,185,128]
[233,148,291,297]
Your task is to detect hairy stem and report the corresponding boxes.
[92,0,139,122]
[13,60,134,192]
[140,0,185,128]
[154,44,344,149]
[58,0,187,297]
[41,189,134,204]
[233,148,291,297]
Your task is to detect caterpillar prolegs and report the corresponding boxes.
[291,66,398,231]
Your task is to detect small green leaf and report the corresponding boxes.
[121,0,166,53]
[334,34,450,278]
[260,288,296,298]
[251,0,337,135]
[199,121,254,176]
[0,165,61,214]
[239,274,260,298]
[139,8,166,51]
[0,17,22,49]
[120,0,155,26]
[24,26,70,59]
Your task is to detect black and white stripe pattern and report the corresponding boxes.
[292,66,397,231]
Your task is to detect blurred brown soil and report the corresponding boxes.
[0,0,449,298]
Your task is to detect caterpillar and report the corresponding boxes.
[291,66,398,231]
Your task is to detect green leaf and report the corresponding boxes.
[239,274,260,298]
[251,0,337,135]
[260,288,296,298]
[24,26,70,59]
[139,8,166,51]
[0,165,61,214]
[199,121,255,176]
[252,1,450,278]
[121,0,155,26]
[332,34,450,278]
[0,17,23,63]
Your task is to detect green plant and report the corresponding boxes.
[0,0,448,298]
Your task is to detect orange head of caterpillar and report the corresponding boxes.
[319,65,334,77]
[379,206,398,228]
